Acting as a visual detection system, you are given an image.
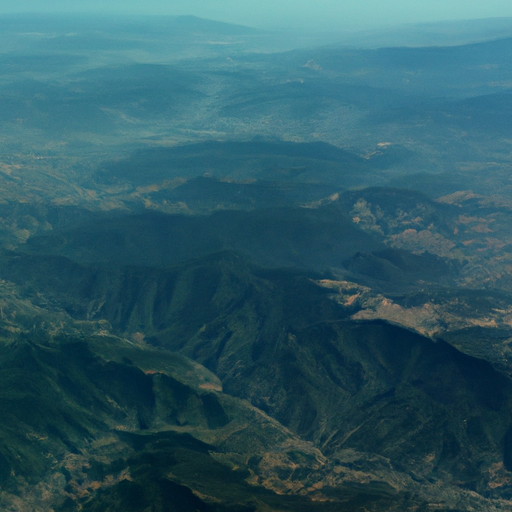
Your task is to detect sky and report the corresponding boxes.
[2,0,512,31]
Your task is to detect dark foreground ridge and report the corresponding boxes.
[0,250,512,509]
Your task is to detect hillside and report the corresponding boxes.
[1,12,512,511]
[0,251,511,509]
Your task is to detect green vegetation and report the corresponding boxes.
[1,12,512,512]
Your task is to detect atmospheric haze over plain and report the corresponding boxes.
[4,0,512,30]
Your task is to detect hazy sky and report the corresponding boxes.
[3,0,512,30]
